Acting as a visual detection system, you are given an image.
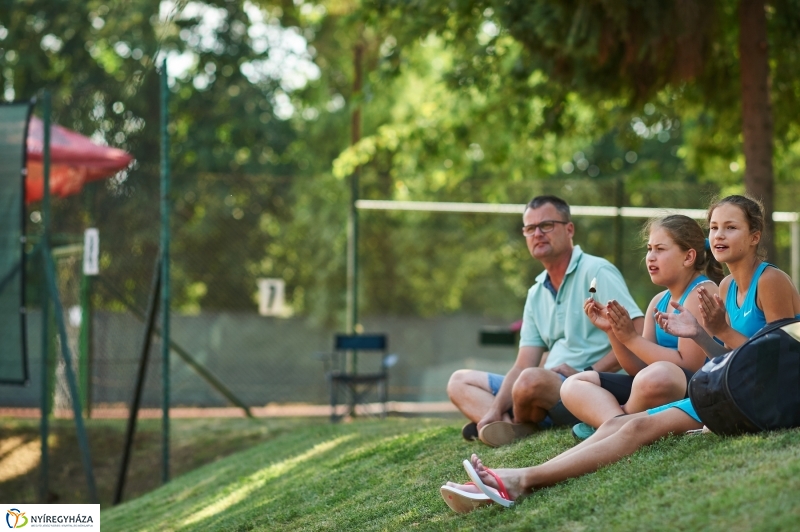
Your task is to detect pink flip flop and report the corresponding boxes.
[440,482,493,514]
[462,459,514,508]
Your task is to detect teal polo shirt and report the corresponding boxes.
[519,245,643,371]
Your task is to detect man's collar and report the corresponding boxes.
[536,245,583,283]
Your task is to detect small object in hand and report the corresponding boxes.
[589,277,597,294]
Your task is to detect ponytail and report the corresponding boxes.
[702,247,725,285]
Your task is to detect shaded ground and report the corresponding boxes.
[0,416,331,506]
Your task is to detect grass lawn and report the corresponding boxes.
[84,418,800,531]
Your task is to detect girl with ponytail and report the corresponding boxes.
[560,215,723,437]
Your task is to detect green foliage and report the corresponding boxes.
[100,418,800,531]
[5,0,800,324]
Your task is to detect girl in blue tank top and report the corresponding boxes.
[654,275,711,349]
[563,215,723,431]
[657,198,800,358]
[653,196,800,424]
[724,261,794,337]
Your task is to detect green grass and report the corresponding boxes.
[95,418,800,531]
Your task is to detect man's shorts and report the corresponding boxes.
[487,371,567,394]
[487,371,569,428]
[598,366,695,404]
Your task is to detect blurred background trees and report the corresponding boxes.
[3,0,800,327]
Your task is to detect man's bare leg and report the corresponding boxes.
[447,370,511,423]
[511,368,563,423]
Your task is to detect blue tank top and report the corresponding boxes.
[726,262,771,338]
[655,275,711,349]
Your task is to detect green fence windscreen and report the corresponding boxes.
[0,101,32,385]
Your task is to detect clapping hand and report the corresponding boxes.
[696,285,728,336]
[606,300,637,343]
[654,301,702,339]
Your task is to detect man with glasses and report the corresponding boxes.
[447,195,644,446]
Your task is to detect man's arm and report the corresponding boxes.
[477,345,545,430]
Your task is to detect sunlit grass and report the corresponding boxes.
[101,418,800,531]
[0,435,43,482]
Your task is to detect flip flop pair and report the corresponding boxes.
[439,482,493,513]
[440,461,515,513]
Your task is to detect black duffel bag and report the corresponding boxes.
[688,317,800,436]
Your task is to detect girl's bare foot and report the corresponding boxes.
[471,454,530,501]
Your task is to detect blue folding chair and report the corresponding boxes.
[320,334,398,422]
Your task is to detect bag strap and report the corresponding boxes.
[748,317,800,341]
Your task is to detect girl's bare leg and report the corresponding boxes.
[445,413,639,494]
[622,362,688,414]
[560,372,625,427]
[469,409,701,500]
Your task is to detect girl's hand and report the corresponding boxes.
[606,300,637,343]
[655,302,703,339]
[696,285,729,336]
[584,298,612,332]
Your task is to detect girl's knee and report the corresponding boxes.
[617,414,674,444]
[633,363,685,397]
[560,372,599,405]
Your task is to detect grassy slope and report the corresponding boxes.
[0,417,318,505]
[102,418,800,532]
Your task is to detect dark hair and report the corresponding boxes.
[643,214,725,285]
[707,195,766,260]
[525,195,571,222]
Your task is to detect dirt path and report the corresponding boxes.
[0,401,457,419]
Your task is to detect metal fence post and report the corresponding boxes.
[160,58,171,484]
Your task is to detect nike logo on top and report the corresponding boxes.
[743,309,752,316]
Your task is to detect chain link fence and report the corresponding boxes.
[4,119,800,415]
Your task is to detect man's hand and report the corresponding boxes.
[550,364,579,378]
[476,409,511,431]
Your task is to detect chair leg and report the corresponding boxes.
[348,384,357,418]
[380,377,387,419]
[330,377,338,423]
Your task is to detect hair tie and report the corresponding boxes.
[705,238,711,251]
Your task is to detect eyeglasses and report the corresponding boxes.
[522,220,569,237]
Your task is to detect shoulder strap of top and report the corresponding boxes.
[747,261,773,306]
[678,275,710,307]
[726,275,739,311]
[655,290,672,313]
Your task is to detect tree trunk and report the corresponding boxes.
[739,0,776,260]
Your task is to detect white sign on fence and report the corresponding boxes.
[258,278,285,316]
[82,228,99,276]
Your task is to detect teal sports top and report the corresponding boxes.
[654,275,711,349]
